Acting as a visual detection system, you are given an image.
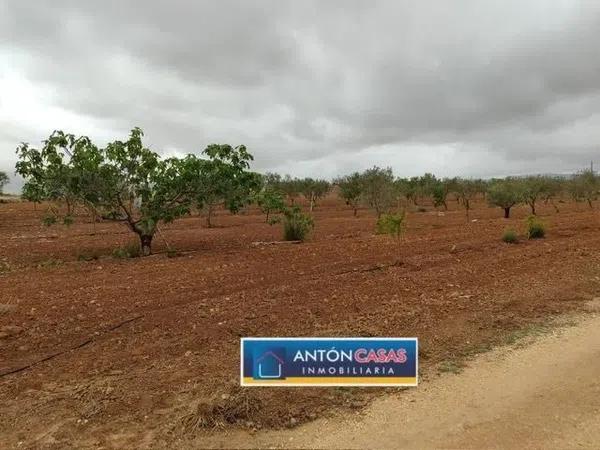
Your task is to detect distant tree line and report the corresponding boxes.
[254,167,598,221]
[332,168,599,219]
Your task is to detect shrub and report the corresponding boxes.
[282,206,314,241]
[335,172,363,216]
[112,242,141,259]
[78,250,102,261]
[526,216,546,239]
[63,215,74,226]
[167,249,182,258]
[376,211,407,242]
[42,214,57,227]
[502,229,518,244]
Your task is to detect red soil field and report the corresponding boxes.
[1,196,599,448]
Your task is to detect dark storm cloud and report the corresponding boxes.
[2,0,600,192]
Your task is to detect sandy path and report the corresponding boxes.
[201,310,600,449]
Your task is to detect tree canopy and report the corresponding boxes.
[16,128,257,255]
[487,179,523,218]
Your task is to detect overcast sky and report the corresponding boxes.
[1,1,600,192]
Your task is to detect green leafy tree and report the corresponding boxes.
[444,177,462,204]
[487,179,523,218]
[278,175,302,205]
[16,128,256,255]
[415,173,438,204]
[431,180,450,210]
[569,170,598,209]
[454,178,479,219]
[15,134,89,217]
[255,185,285,222]
[394,178,418,207]
[473,179,490,200]
[335,172,363,216]
[521,176,559,215]
[540,176,564,212]
[193,144,260,227]
[361,166,395,218]
[262,172,283,189]
[298,178,331,212]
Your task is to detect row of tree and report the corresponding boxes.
[334,168,599,219]
[11,128,600,254]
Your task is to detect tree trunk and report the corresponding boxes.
[443,201,448,211]
[139,234,153,256]
[265,210,270,223]
[529,202,536,215]
[206,204,213,227]
[309,196,315,212]
[504,207,511,219]
[353,206,358,217]
[587,198,593,209]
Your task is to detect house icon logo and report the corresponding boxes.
[253,348,285,380]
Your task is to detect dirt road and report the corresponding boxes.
[202,309,600,449]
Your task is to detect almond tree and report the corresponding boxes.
[487,179,523,218]
[541,176,564,212]
[394,178,418,207]
[454,178,479,219]
[335,172,363,216]
[521,176,548,215]
[299,178,331,212]
[278,175,302,205]
[569,170,598,209]
[361,166,395,218]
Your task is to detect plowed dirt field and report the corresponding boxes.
[1,196,599,448]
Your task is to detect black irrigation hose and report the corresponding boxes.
[0,315,144,378]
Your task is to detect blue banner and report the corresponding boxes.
[241,337,418,386]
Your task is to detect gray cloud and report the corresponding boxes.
[1,0,600,192]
